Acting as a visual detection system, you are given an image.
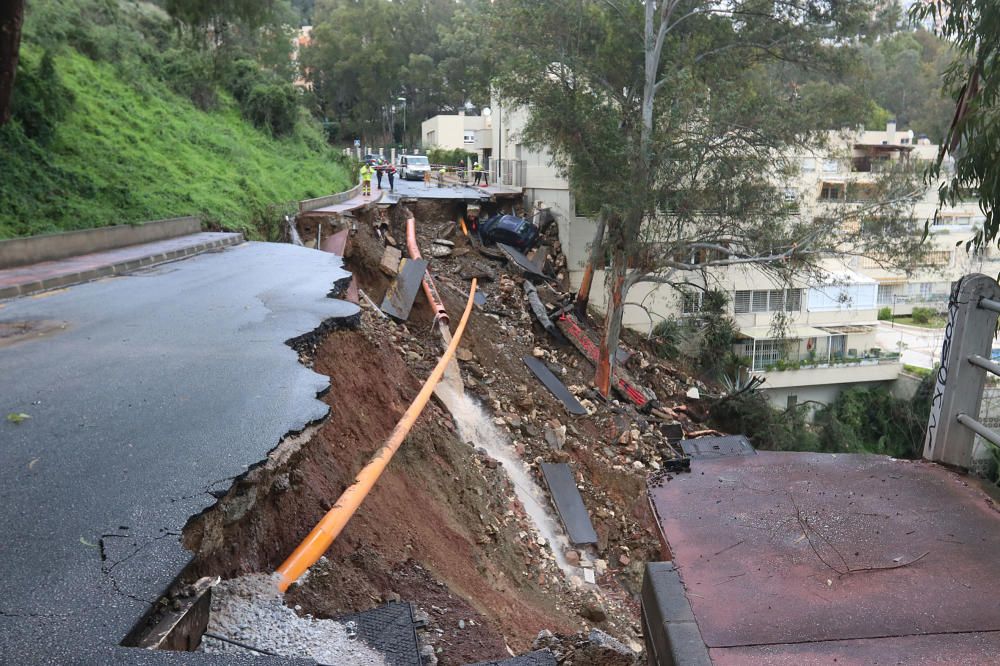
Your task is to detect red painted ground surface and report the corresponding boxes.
[649,451,1000,663]
[0,232,241,291]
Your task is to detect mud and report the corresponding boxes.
[162,197,709,663]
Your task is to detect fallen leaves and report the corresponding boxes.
[6,413,31,424]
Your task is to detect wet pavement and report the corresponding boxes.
[0,232,243,299]
[648,451,1000,663]
[0,242,356,663]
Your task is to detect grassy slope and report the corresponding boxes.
[0,49,351,239]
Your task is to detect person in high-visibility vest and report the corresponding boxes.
[473,161,483,186]
[360,162,373,196]
[437,166,446,187]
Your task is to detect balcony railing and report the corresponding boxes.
[924,274,1000,469]
[489,159,527,188]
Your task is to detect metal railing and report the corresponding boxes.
[923,274,1000,468]
[490,159,527,188]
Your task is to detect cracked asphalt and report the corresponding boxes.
[0,242,357,664]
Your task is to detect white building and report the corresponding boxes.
[486,106,985,410]
[420,112,493,160]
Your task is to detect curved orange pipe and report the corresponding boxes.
[405,213,449,326]
[274,279,478,592]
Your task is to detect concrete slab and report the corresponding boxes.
[648,451,1000,658]
[540,463,598,546]
[522,356,587,416]
[0,242,357,663]
[0,232,243,299]
[381,258,427,321]
[710,631,1000,665]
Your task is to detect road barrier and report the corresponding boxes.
[274,279,478,592]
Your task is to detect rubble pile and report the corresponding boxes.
[332,201,724,661]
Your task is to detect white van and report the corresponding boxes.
[399,155,431,181]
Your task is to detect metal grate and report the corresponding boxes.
[334,602,422,666]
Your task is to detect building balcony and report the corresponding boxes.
[754,356,901,388]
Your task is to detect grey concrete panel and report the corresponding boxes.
[522,356,587,416]
[0,242,357,663]
[381,259,428,321]
[539,463,598,546]
[679,435,755,459]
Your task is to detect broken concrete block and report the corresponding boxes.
[379,245,402,276]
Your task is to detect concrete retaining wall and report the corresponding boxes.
[0,217,201,269]
[298,184,362,213]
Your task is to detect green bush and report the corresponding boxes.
[652,318,681,360]
[427,146,478,166]
[244,82,299,136]
[11,50,74,144]
[878,306,892,320]
[813,386,928,458]
[911,306,936,324]
[158,48,217,110]
[710,390,819,452]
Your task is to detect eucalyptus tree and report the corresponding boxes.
[489,0,925,395]
[913,0,1000,249]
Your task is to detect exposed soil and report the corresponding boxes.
[163,197,717,664]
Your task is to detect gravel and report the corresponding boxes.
[200,573,388,665]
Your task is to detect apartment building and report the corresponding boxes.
[785,122,994,315]
[420,111,493,161]
[484,106,984,408]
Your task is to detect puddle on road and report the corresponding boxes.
[0,319,69,348]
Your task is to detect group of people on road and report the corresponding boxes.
[359,155,486,195]
[359,157,396,196]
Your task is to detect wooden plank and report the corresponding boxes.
[523,356,587,416]
[540,462,598,546]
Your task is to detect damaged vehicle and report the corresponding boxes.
[477,214,539,251]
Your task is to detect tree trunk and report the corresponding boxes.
[574,209,606,319]
[0,0,25,126]
[595,251,629,397]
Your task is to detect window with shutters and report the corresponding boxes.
[751,291,768,312]
[734,290,751,314]
[681,291,703,315]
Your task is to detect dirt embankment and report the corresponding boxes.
[174,197,712,664]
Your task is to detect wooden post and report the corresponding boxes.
[923,274,1000,468]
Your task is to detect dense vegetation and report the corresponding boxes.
[712,379,933,458]
[0,0,350,239]
[303,0,490,145]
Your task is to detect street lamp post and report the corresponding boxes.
[397,97,406,148]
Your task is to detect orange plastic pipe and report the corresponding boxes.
[405,213,449,325]
[274,279,478,592]
[459,217,469,236]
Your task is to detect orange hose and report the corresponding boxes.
[274,279,478,592]
[405,213,449,325]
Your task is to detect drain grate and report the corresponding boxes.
[466,649,557,666]
[335,602,422,666]
[680,434,755,459]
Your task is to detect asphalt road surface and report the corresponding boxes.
[0,242,356,664]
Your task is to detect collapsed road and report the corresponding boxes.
[0,242,356,664]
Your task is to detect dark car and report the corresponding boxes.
[363,153,382,166]
[478,214,539,251]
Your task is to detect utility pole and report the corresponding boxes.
[397,96,406,148]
